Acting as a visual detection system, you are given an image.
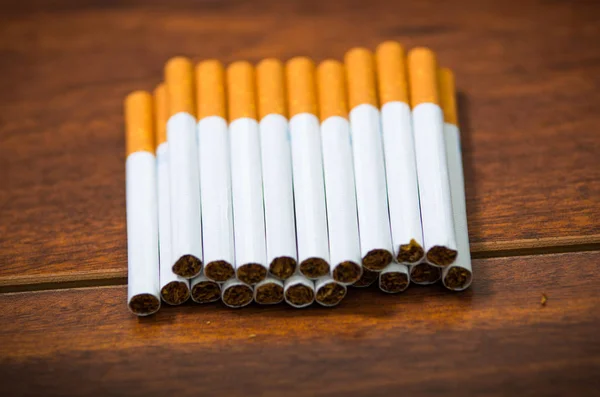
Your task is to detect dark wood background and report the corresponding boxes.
[1,0,599,395]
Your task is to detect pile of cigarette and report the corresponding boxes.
[124,41,472,316]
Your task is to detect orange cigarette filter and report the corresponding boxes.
[165,56,196,118]
[257,58,287,119]
[438,67,458,126]
[376,41,410,105]
[317,59,348,122]
[344,47,378,109]
[154,83,168,147]
[407,47,439,108]
[227,61,257,121]
[196,60,226,120]
[125,91,155,156]
[286,57,318,118]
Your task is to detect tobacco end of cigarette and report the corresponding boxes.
[317,59,348,121]
[332,261,362,284]
[125,90,154,156]
[352,268,379,288]
[160,281,190,305]
[269,256,297,280]
[226,61,257,121]
[410,262,441,284]
[153,83,168,147]
[237,263,268,285]
[299,257,330,279]
[165,56,196,117]
[426,246,458,267]
[222,283,254,308]
[172,254,203,278]
[397,239,425,263]
[285,56,317,117]
[407,47,439,108]
[316,282,346,306]
[255,282,284,305]
[128,293,160,316]
[380,272,409,293]
[344,47,378,109]
[195,59,226,120]
[257,58,287,119]
[438,67,458,126]
[362,249,393,271]
[204,260,235,282]
[375,40,409,105]
[443,266,472,290]
[191,280,221,303]
[285,284,315,307]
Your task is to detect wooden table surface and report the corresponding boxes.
[1,0,599,395]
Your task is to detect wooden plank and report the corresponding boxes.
[0,0,599,284]
[1,252,599,396]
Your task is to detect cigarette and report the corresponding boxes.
[155,83,190,305]
[409,262,441,285]
[439,68,473,291]
[408,48,457,267]
[165,57,203,279]
[124,91,160,316]
[345,48,394,272]
[378,263,410,294]
[195,60,235,283]
[254,276,285,305]
[286,57,331,279]
[221,278,254,308]
[283,274,315,308]
[190,272,222,304]
[352,268,379,288]
[256,59,298,280]
[227,61,268,285]
[376,41,425,265]
[314,276,347,307]
[316,60,363,285]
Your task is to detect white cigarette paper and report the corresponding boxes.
[127,151,161,315]
[408,48,457,267]
[438,67,472,291]
[190,273,222,304]
[257,59,298,280]
[317,59,363,285]
[284,274,316,308]
[198,116,235,280]
[157,142,190,304]
[254,276,285,305]
[378,263,410,294]
[230,117,268,277]
[221,278,254,309]
[259,113,298,277]
[381,102,424,263]
[125,91,160,316]
[376,41,424,265]
[286,58,331,280]
[314,276,347,307]
[227,62,268,285]
[345,48,394,271]
[166,58,203,279]
[443,121,473,291]
[349,104,394,267]
[289,113,331,277]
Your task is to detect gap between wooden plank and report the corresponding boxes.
[1,234,599,294]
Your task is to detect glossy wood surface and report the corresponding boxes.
[1,252,599,396]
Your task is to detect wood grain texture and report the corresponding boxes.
[1,252,599,396]
[0,0,599,284]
